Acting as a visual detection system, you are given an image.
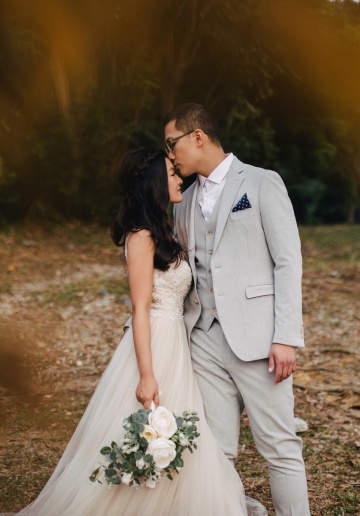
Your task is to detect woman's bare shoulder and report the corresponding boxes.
[127,230,154,253]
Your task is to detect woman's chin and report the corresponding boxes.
[171,194,183,204]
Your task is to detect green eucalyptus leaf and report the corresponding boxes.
[90,466,101,478]
[139,437,148,447]
[100,446,112,455]
[113,444,121,455]
[134,423,145,433]
[175,458,184,468]
[176,417,184,427]
[138,411,148,423]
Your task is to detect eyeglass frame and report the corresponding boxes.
[164,129,195,156]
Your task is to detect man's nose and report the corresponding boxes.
[168,150,175,160]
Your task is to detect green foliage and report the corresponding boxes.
[222,97,278,169]
[0,0,360,224]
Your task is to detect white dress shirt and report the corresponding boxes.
[197,153,234,223]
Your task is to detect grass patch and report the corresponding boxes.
[30,277,129,306]
[300,225,360,263]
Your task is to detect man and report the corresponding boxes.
[165,103,310,515]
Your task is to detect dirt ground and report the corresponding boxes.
[0,223,359,515]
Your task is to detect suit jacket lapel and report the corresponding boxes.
[186,178,199,277]
[213,158,245,252]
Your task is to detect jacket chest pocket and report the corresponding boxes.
[229,208,254,221]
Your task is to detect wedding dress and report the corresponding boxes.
[15,254,247,515]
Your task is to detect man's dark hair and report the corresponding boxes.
[164,103,221,146]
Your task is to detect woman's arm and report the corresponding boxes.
[126,230,159,409]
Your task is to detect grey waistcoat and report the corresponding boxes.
[194,195,222,331]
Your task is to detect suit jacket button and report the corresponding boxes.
[194,298,199,304]
[208,250,213,255]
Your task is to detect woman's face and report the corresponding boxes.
[166,158,183,203]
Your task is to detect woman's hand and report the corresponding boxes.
[136,376,159,409]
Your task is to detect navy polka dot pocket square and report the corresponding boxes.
[232,193,252,212]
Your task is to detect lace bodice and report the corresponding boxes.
[125,238,192,321]
[150,260,192,320]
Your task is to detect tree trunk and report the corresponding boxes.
[346,200,356,224]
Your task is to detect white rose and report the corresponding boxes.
[145,477,157,488]
[148,406,177,439]
[136,457,146,470]
[146,438,176,469]
[140,425,158,442]
[121,472,133,485]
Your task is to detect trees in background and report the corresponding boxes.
[0,0,359,224]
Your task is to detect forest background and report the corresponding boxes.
[1,0,360,226]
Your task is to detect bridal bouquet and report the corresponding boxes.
[90,405,200,488]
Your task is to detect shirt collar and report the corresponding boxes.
[199,153,234,187]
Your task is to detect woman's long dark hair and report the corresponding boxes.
[111,148,185,271]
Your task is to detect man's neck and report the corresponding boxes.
[197,148,227,178]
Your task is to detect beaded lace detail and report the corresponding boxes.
[125,237,192,321]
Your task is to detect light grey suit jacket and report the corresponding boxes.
[174,156,304,361]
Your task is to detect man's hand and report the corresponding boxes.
[268,343,296,384]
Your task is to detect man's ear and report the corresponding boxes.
[194,129,205,147]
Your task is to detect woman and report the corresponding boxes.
[16,148,247,515]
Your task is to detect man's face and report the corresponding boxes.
[164,120,200,177]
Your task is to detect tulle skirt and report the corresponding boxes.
[16,316,247,515]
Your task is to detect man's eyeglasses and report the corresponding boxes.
[165,129,194,156]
